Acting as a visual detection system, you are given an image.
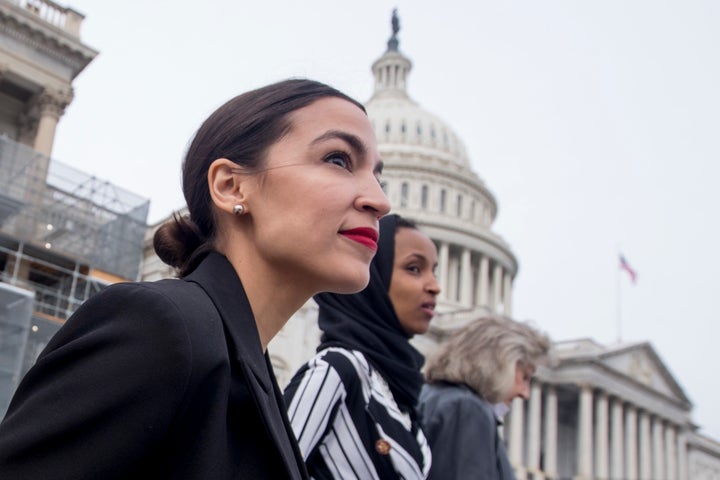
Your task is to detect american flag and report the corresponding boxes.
[619,254,637,284]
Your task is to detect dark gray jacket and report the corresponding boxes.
[418,382,516,480]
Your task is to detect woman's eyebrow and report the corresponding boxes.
[311,130,367,155]
[402,253,428,263]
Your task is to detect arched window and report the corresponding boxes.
[421,185,428,209]
[440,189,446,212]
[456,194,462,217]
[400,182,409,207]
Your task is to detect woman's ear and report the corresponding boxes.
[208,158,246,215]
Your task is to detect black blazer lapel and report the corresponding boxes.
[186,252,303,479]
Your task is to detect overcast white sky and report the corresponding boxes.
[52,0,720,440]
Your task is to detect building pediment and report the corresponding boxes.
[550,339,692,409]
[597,341,691,405]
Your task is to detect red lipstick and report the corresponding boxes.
[339,227,379,251]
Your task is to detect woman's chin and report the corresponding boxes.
[320,272,370,295]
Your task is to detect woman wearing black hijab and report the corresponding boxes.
[284,214,440,480]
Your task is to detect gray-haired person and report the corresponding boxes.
[418,316,551,480]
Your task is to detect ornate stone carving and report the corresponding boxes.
[36,89,74,119]
[629,352,653,386]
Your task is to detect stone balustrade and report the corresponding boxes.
[10,0,85,36]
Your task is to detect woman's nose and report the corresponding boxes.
[519,382,531,400]
[356,175,391,217]
[427,275,441,295]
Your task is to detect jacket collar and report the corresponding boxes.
[185,251,270,391]
[185,251,306,478]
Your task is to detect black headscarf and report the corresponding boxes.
[315,214,425,414]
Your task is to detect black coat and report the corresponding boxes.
[0,252,307,479]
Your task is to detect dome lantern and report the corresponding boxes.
[370,9,413,100]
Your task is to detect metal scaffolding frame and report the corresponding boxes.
[0,135,149,324]
[0,135,149,280]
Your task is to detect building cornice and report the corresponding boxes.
[0,2,97,77]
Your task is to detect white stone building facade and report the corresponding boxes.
[504,339,716,479]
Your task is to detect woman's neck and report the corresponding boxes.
[218,241,314,352]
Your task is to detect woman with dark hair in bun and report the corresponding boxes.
[0,78,390,479]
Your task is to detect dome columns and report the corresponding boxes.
[492,262,503,312]
[504,271,514,317]
[432,239,514,315]
[437,241,449,302]
[371,54,412,97]
[459,247,473,305]
[477,254,490,306]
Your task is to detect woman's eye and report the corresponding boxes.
[406,265,421,274]
[325,152,351,171]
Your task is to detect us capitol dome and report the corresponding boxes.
[365,12,518,347]
[261,13,519,379]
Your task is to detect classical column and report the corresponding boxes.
[676,431,688,480]
[503,271,513,316]
[625,406,638,480]
[652,417,665,479]
[594,392,609,479]
[508,396,526,478]
[438,241,449,301]
[448,256,459,302]
[639,412,652,480]
[459,247,473,306]
[526,382,542,478]
[665,425,677,480]
[544,386,558,479]
[33,90,72,158]
[491,263,503,312]
[577,385,594,479]
[610,398,625,479]
[478,254,489,307]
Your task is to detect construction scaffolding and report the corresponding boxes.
[0,134,149,415]
[0,135,149,319]
[0,282,34,414]
[0,135,148,275]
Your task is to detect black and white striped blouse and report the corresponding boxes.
[284,348,431,480]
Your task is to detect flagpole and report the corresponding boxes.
[616,250,622,343]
